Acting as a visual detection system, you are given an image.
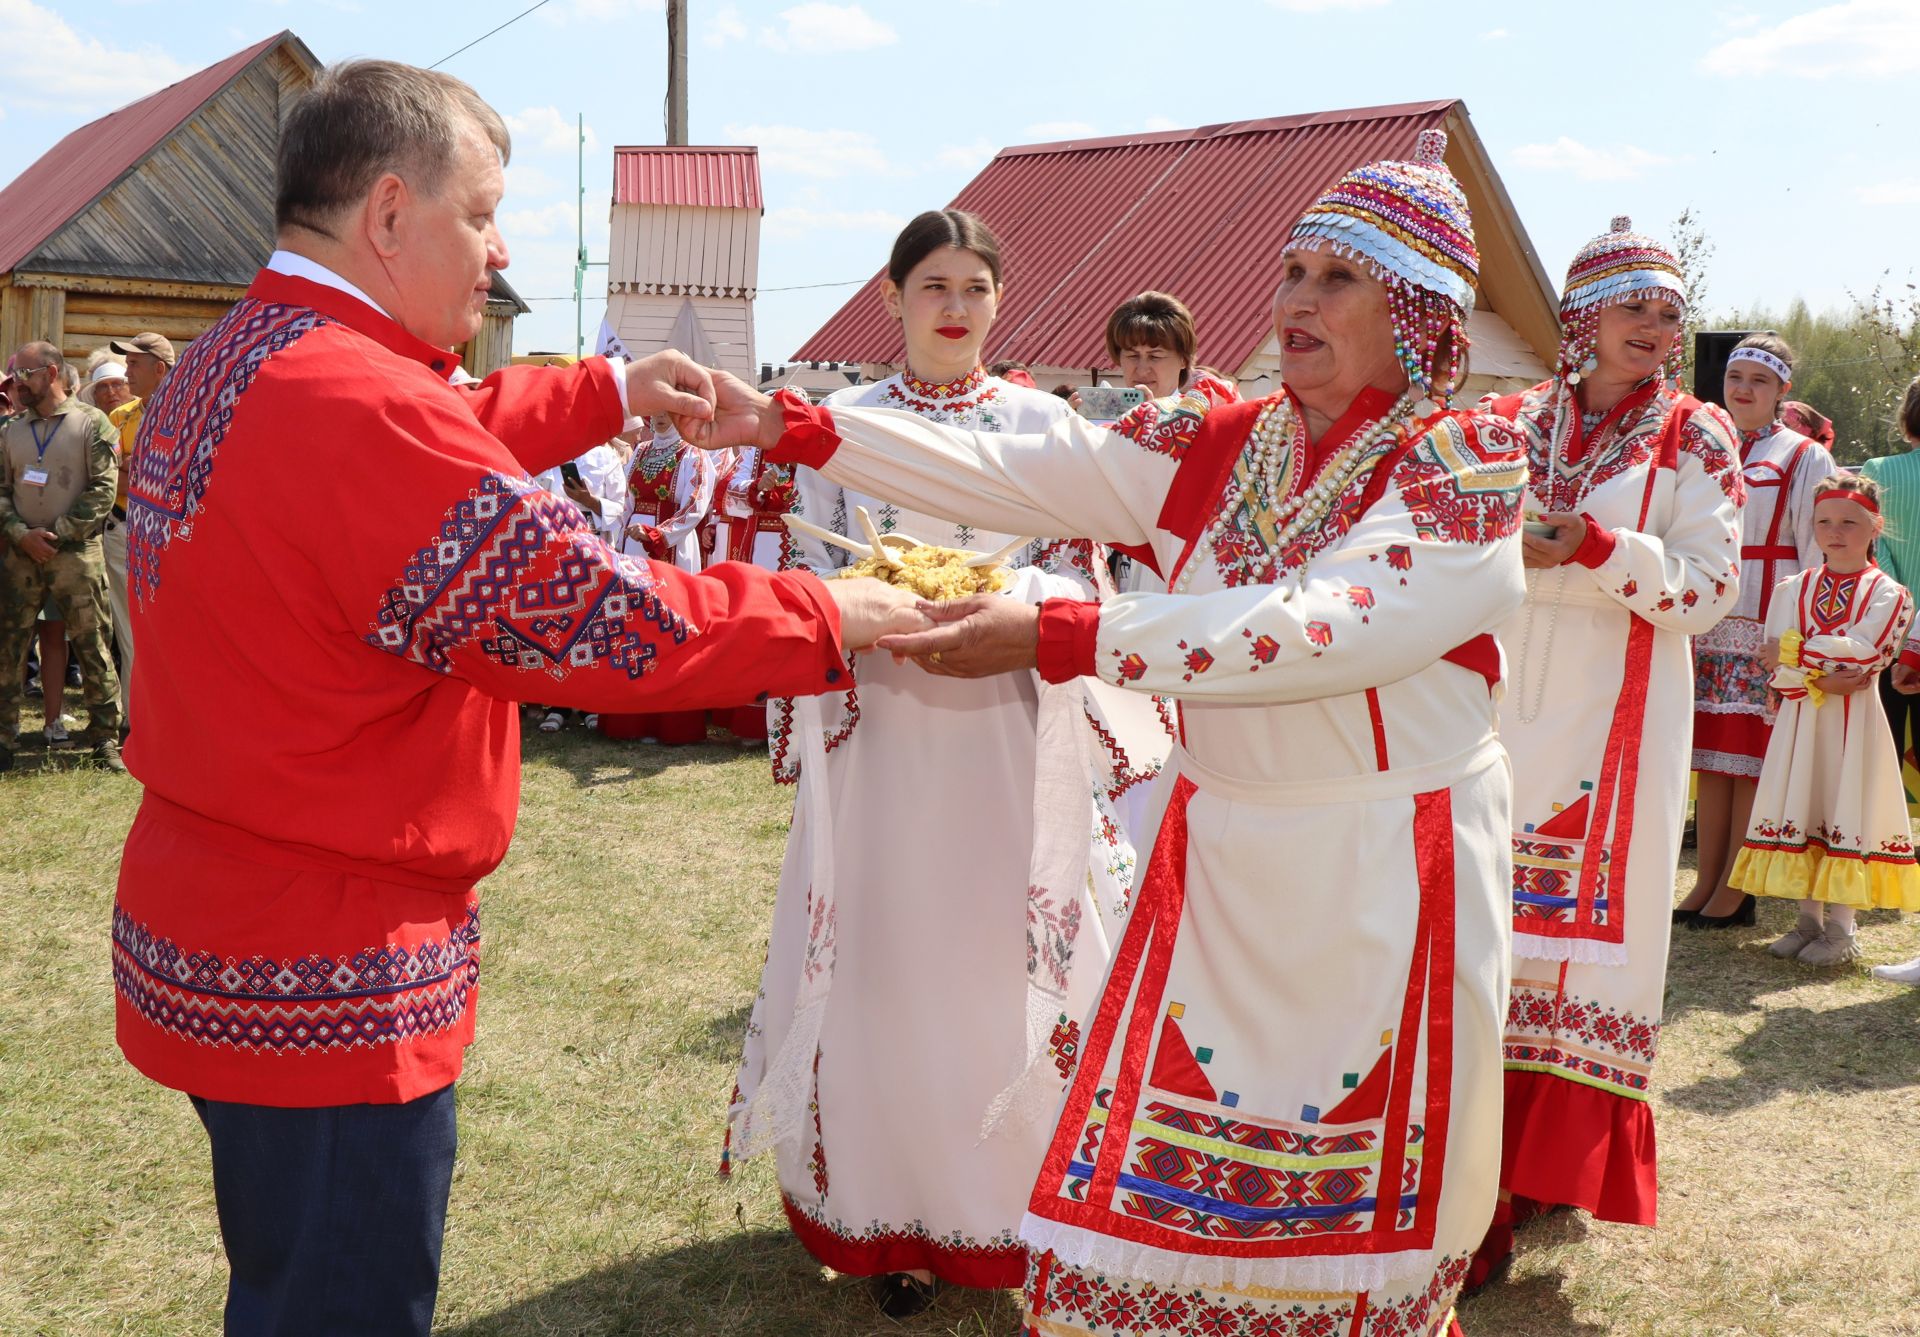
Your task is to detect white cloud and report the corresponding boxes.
[1700,0,1920,78]
[725,122,890,178]
[504,162,564,199]
[703,3,749,47]
[1265,0,1389,10]
[763,206,906,240]
[1023,120,1097,141]
[1481,27,1509,39]
[500,202,580,241]
[0,0,194,114]
[761,3,897,53]
[1509,137,1676,182]
[1857,179,1920,206]
[506,106,597,158]
[935,139,997,174]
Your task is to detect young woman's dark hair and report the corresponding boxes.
[886,210,1003,288]
[1901,375,1920,444]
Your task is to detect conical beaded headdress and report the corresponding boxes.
[1556,215,1689,388]
[1288,128,1479,410]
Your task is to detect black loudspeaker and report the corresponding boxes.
[1693,330,1756,407]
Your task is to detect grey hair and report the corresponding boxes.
[275,59,511,236]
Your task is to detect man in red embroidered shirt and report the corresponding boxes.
[113,60,918,1337]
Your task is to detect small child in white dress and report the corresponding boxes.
[1730,473,1920,963]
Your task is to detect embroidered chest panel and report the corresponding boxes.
[1185,409,1520,591]
[1195,407,1396,589]
[1519,392,1672,515]
[125,298,331,604]
[875,369,1012,432]
[1805,568,1863,634]
[627,440,682,510]
[842,374,1053,561]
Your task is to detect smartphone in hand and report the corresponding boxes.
[1075,386,1146,422]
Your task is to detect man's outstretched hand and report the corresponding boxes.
[622,350,715,427]
[876,594,1040,678]
[673,371,783,452]
[821,577,935,651]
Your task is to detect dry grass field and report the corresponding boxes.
[2,722,1918,1335]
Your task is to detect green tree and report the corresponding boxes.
[1712,284,1919,464]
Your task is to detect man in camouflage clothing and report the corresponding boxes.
[0,342,122,771]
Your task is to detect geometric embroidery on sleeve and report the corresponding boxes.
[1398,416,1526,546]
[365,472,692,681]
[1111,390,1209,461]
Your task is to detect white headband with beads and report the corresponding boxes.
[1727,346,1791,384]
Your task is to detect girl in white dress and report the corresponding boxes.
[1730,473,1920,962]
[725,210,1169,1317]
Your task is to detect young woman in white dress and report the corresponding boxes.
[725,210,1169,1317]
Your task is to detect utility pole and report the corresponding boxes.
[572,112,607,359]
[575,110,585,358]
[666,0,688,145]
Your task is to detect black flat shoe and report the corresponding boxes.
[872,1272,940,1319]
[1672,906,1703,925]
[1686,894,1756,930]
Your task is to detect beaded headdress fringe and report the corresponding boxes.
[1287,128,1480,410]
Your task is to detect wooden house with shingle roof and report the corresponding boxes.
[0,31,526,375]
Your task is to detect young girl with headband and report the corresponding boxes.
[1682,333,1835,927]
[1729,473,1920,962]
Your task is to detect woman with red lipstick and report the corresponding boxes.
[701,132,1528,1337]
[1682,333,1833,926]
[726,209,1171,1317]
[1473,218,1743,1281]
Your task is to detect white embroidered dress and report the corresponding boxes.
[1491,380,1742,1224]
[758,385,1529,1335]
[1692,423,1833,778]
[1731,564,1920,910]
[726,368,1171,1287]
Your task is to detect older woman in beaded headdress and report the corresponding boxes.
[692,129,1530,1337]
[1472,218,1743,1282]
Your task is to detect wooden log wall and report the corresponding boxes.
[27,56,288,286]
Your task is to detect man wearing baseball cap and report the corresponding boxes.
[103,333,174,725]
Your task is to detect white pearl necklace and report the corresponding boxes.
[1173,392,1417,594]
[1512,565,1567,724]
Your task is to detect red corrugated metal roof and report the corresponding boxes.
[613,146,762,210]
[0,32,298,276]
[795,100,1479,373]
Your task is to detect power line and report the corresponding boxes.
[430,0,553,70]
[518,279,869,300]
[760,279,869,293]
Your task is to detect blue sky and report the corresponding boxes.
[0,0,1913,365]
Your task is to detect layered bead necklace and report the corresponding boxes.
[1172,390,1417,594]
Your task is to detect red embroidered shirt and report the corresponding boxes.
[113,270,847,1106]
